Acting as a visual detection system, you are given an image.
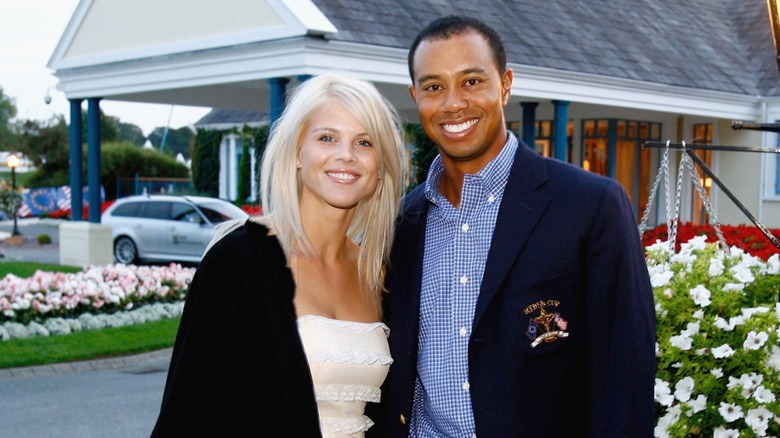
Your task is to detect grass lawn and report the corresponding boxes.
[0,261,179,369]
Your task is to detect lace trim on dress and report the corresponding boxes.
[315,383,382,403]
[320,415,375,435]
[297,314,390,336]
[306,348,393,367]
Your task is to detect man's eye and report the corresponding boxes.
[465,78,480,86]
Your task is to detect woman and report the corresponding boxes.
[151,73,406,437]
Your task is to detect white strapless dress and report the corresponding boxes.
[297,314,393,438]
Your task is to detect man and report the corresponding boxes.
[372,14,657,437]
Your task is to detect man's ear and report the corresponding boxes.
[408,84,418,105]
[501,69,513,106]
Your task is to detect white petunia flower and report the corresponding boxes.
[710,368,724,378]
[745,406,772,436]
[722,283,745,292]
[674,376,695,402]
[713,426,740,438]
[654,378,674,407]
[670,334,693,350]
[730,263,755,283]
[766,253,779,274]
[743,330,769,350]
[650,270,674,288]
[654,405,682,438]
[686,394,707,415]
[753,385,776,404]
[708,256,725,276]
[767,345,780,372]
[718,402,744,423]
[712,344,735,358]
[689,284,711,307]
[714,317,735,331]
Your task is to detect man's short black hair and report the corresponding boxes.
[407,15,507,84]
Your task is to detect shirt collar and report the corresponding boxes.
[424,130,518,204]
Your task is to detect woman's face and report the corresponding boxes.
[297,99,380,213]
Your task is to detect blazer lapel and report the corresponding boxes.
[473,146,550,327]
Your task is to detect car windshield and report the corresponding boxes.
[195,200,248,224]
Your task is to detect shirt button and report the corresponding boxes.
[459,327,468,336]
[462,381,470,391]
[487,194,496,203]
[459,276,467,285]
[461,223,469,232]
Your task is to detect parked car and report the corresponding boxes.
[101,194,250,265]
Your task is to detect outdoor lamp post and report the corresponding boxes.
[6,153,20,236]
[769,0,780,72]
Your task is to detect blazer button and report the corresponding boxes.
[399,414,407,425]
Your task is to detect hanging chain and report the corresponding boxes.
[667,142,687,253]
[682,149,729,251]
[638,141,670,235]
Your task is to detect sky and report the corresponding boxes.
[1,0,211,137]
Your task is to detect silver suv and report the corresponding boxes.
[101,194,250,264]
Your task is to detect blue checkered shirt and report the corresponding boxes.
[410,132,518,438]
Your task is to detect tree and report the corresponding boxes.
[148,126,194,159]
[406,123,438,189]
[0,86,21,151]
[116,121,145,146]
[236,141,251,203]
[18,116,71,187]
[191,128,222,197]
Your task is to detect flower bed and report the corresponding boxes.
[642,222,780,262]
[648,236,780,437]
[0,263,195,340]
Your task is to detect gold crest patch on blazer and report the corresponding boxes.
[524,300,569,348]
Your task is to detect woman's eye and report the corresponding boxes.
[356,139,373,148]
[319,134,335,142]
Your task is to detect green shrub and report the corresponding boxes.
[36,234,52,245]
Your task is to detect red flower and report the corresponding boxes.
[641,222,780,261]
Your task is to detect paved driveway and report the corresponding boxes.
[0,349,172,438]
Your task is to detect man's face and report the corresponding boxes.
[409,30,512,173]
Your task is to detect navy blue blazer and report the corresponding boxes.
[370,141,657,437]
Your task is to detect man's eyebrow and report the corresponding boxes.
[416,67,488,84]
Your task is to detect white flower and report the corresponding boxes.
[743,330,769,350]
[731,263,755,283]
[710,368,724,378]
[745,406,773,436]
[669,333,692,350]
[651,270,674,288]
[674,376,695,402]
[766,254,779,274]
[718,402,744,423]
[712,344,735,358]
[654,405,682,438]
[686,394,707,415]
[768,346,780,372]
[714,317,736,331]
[689,284,711,307]
[692,309,704,320]
[753,385,776,404]
[713,426,740,438]
[654,378,674,406]
[708,256,725,276]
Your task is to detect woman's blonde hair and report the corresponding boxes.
[258,73,406,315]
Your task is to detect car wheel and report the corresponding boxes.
[114,236,139,264]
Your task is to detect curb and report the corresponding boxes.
[0,347,172,380]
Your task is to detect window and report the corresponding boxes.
[691,124,714,225]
